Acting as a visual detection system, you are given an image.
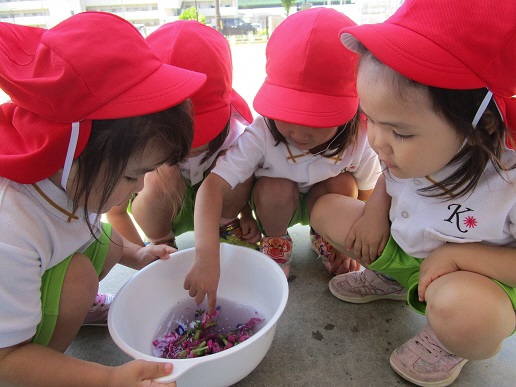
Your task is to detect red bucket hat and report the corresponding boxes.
[253,7,359,128]
[0,12,206,184]
[340,0,516,133]
[147,20,253,148]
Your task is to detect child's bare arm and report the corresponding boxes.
[111,228,175,271]
[346,175,391,264]
[106,201,145,246]
[0,342,176,386]
[185,173,232,313]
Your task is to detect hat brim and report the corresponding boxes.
[230,89,254,124]
[253,82,358,128]
[340,24,486,91]
[87,63,206,120]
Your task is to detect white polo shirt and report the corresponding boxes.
[0,177,98,348]
[387,147,516,258]
[212,115,381,193]
[180,114,247,186]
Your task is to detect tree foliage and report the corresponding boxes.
[281,0,295,16]
[179,6,206,23]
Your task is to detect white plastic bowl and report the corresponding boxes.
[108,243,288,386]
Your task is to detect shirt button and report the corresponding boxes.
[401,211,409,218]
[413,179,422,186]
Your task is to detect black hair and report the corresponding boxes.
[73,100,193,234]
[200,119,230,165]
[264,115,360,158]
[358,48,513,199]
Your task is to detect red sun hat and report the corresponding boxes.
[253,7,359,128]
[147,20,253,148]
[339,0,516,132]
[0,12,206,184]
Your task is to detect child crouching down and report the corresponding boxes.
[185,8,381,313]
[107,21,260,252]
[311,0,516,385]
[0,12,206,386]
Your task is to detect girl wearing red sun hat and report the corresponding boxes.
[185,8,381,313]
[107,20,261,255]
[0,12,205,386]
[312,0,516,385]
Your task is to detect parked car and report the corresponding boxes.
[220,18,256,36]
[251,22,263,33]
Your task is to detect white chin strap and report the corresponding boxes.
[472,90,493,128]
[61,122,80,191]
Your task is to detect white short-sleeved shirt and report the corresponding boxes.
[0,177,98,348]
[212,115,381,193]
[387,148,516,258]
[180,115,247,186]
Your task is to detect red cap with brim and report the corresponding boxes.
[340,0,516,132]
[147,21,252,148]
[253,8,359,128]
[0,12,206,183]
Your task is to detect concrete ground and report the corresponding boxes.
[63,43,516,385]
[67,225,516,386]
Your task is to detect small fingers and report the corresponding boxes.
[418,276,430,302]
[207,291,217,314]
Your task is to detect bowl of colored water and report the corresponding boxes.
[108,243,289,386]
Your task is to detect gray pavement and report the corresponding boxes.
[65,43,516,385]
[68,225,516,386]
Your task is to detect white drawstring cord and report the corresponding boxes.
[472,90,493,128]
[61,121,80,191]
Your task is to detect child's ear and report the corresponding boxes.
[482,108,505,135]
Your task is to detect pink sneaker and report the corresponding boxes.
[390,325,468,386]
[260,234,293,277]
[82,293,115,326]
[329,268,406,303]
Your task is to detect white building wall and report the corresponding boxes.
[0,0,403,29]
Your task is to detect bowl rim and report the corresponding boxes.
[108,244,289,365]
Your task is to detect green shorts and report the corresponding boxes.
[128,179,202,238]
[33,223,112,346]
[369,236,516,315]
[250,189,310,234]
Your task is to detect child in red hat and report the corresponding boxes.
[311,0,516,385]
[106,20,260,253]
[185,8,381,312]
[0,12,206,386]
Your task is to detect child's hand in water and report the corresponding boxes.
[134,244,176,270]
[108,359,176,387]
[184,256,220,314]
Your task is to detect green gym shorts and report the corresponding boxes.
[33,223,112,346]
[369,236,516,315]
[128,178,202,238]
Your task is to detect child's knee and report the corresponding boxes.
[63,253,98,305]
[325,172,358,197]
[254,177,297,204]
